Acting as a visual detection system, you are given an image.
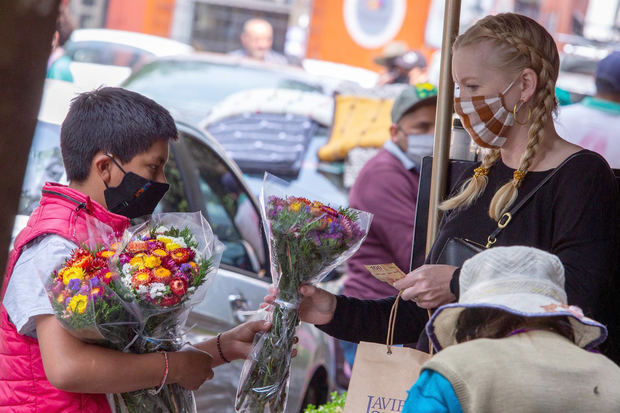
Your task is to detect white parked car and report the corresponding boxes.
[61,29,193,90]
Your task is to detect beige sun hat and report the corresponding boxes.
[373,41,409,66]
[426,246,607,351]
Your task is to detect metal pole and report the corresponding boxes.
[425,0,461,255]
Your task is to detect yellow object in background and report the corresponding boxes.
[318,95,393,162]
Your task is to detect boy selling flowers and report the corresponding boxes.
[0,87,269,412]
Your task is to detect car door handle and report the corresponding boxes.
[229,293,250,323]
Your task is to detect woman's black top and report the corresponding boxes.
[318,150,618,348]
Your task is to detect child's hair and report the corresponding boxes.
[60,87,178,182]
[440,13,560,221]
[455,307,575,343]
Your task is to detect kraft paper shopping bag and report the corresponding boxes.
[343,292,431,413]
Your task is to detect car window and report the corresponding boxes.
[156,144,190,214]
[19,121,66,215]
[65,40,152,69]
[181,133,266,275]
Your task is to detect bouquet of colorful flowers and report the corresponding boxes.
[47,244,138,346]
[235,174,372,413]
[42,212,223,413]
[111,213,223,412]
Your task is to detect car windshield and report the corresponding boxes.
[124,60,322,124]
[65,40,154,69]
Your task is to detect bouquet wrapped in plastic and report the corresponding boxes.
[235,174,372,413]
[42,212,223,413]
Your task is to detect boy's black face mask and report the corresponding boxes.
[103,154,169,219]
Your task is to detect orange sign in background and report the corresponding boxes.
[307,0,433,72]
[106,0,175,37]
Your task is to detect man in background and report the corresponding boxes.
[556,51,620,168]
[340,83,438,367]
[374,41,428,86]
[229,18,288,65]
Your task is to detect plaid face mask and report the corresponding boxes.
[453,78,518,149]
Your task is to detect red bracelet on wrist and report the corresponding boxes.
[217,333,231,363]
[155,351,169,393]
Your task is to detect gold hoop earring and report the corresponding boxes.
[513,102,531,125]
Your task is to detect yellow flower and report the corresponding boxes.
[152,249,168,257]
[165,243,181,251]
[154,267,171,279]
[143,255,161,269]
[189,261,198,269]
[158,236,172,245]
[130,256,145,269]
[62,266,84,285]
[289,202,302,212]
[68,294,88,314]
[98,250,115,258]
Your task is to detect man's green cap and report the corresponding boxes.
[391,83,438,123]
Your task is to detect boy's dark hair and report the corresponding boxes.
[61,87,178,182]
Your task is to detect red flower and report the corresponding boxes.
[68,249,93,269]
[169,277,188,297]
[170,248,192,264]
[160,256,179,272]
[320,205,339,217]
[160,295,180,307]
[89,257,107,271]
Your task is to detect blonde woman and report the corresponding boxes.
[265,13,618,360]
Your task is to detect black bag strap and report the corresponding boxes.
[485,151,584,247]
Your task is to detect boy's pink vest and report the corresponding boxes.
[0,182,129,412]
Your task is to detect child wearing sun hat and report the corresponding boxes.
[402,246,620,413]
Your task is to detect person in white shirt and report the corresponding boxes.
[555,51,620,168]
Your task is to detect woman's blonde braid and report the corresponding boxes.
[487,33,557,220]
[439,149,501,212]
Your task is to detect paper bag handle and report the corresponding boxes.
[386,291,433,355]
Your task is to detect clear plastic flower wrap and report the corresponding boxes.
[40,212,224,413]
[235,173,372,413]
[41,216,140,349]
[110,212,224,413]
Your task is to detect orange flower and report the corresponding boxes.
[97,250,115,259]
[69,254,92,269]
[153,267,172,283]
[127,241,148,253]
[131,269,152,288]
